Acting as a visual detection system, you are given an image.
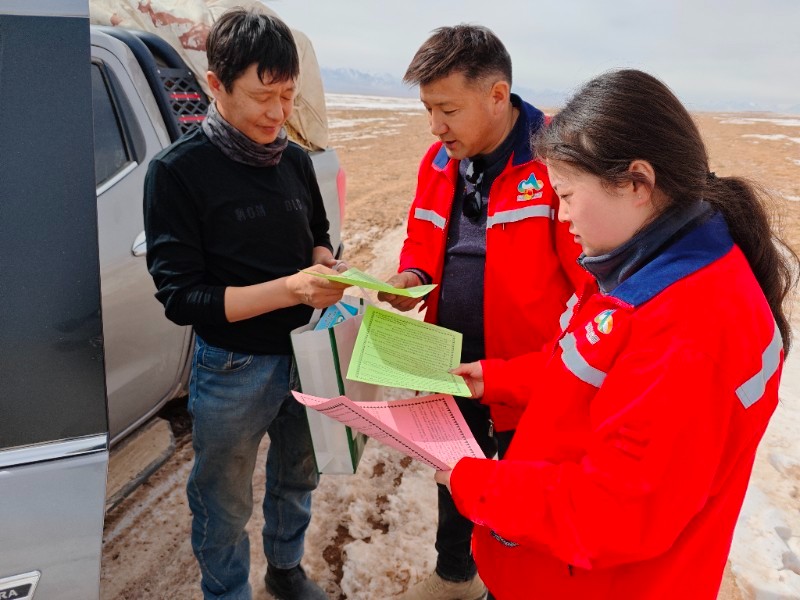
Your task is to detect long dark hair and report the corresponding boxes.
[536,69,798,353]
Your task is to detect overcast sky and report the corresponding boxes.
[269,0,799,111]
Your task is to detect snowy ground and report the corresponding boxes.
[728,321,800,599]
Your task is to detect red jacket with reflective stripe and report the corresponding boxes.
[398,99,585,430]
[450,214,782,599]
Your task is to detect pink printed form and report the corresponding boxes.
[291,392,485,470]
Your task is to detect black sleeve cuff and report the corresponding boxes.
[403,268,432,286]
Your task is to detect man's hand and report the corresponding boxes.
[287,264,349,309]
[312,246,348,273]
[450,361,485,399]
[377,271,425,311]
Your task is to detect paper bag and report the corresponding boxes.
[290,295,383,473]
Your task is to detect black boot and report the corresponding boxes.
[265,564,327,600]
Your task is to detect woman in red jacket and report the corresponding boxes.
[439,69,799,599]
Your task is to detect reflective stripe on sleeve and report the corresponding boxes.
[559,294,579,331]
[736,323,783,409]
[487,205,554,228]
[414,208,447,230]
[559,332,607,387]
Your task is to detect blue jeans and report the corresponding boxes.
[187,336,319,600]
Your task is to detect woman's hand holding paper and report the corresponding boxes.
[435,468,453,492]
[450,361,485,399]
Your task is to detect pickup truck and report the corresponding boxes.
[90,25,346,444]
[0,7,344,598]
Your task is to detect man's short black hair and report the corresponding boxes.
[404,24,512,88]
[207,8,299,91]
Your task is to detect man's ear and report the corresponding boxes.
[489,80,511,111]
[628,159,656,205]
[206,71,224,98]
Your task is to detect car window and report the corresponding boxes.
[2,19,108,451]
[91,62,132,186]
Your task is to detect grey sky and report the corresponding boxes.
[269,0,799,110]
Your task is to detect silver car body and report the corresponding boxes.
[1,1,109,598]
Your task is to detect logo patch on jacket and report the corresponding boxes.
[517,173,544,201]
[594,310,615,334]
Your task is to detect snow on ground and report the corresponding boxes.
[325,93,423,113]
[307,443,439,598]
[728,326,800,599]
[742,134,800,145]
[328,116,409,141]
[329,117,398,129]
[325,94,423,141]
[718,118,800,128]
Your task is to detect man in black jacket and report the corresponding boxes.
[144,9,346,599]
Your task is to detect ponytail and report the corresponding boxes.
[706,176,798,353]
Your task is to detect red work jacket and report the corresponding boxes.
[399,104,585,430]
[451,214,782,598]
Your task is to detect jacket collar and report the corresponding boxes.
[581,200,713,295]
[511,94,544,166]
[609,211,734,307]
[432,94,545,171]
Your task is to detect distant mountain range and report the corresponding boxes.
[320,67,568,108]
[321,67,800,114]
[321,68,416,98]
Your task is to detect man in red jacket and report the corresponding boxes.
[378,24,584,600]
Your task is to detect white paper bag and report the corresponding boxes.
[290,295,383,473]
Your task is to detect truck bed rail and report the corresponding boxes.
[95,25,208,142]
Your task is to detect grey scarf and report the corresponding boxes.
[202,101,288,167]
